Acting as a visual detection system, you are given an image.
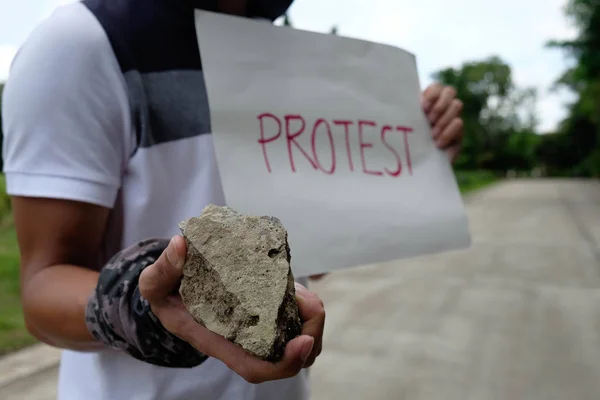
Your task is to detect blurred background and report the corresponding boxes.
[0,0,599,399]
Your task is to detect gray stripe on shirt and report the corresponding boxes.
[125,70,212,149]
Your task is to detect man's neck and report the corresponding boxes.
[178,0,247,16]
[173,0,292,21]
[180,0,219,11]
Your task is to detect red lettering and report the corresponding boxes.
[285,115,318,172]
[311,119,336,174]
[333,120,354,172]
[358,120,383,176]
[381,125,402,177]
[260,113,412,178]
[397,126,414,176]
[257,113,282,173]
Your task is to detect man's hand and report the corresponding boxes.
[421,83,464,162]
[139,235,325,384]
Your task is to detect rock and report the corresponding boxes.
[178,204,302,362]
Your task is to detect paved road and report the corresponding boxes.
[2,179,599,400]
[309,179,600,400]
[0,367,58,400]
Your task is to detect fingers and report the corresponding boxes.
[421,83,443,112]
[198,326,313,384]
[156,295,315,384]
[433,99,463,139]
[139,235,187,304]
[427,86,456,124]
[435,118,464,149]
[445,143,461,163]
[141,237,326,384]
[295,283,325,367]
[231,335,314,384]
[295,283,325,323]
[422,83,464,164]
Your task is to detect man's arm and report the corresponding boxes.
[14,194,326,381]
[3,7,130,352]
[14,196,110,352]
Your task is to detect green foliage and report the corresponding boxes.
[0,223,34,355]
[433,56,539,173]
[455,170,498,193]
[546,0,600,177]
[281,13,338,36]
[0,175,34,355]
[282,13,292,27]
[0,175,11,220]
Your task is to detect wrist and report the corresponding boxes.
[85,238,207,368]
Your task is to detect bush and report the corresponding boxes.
[0,175,10,220]
[454,170,498,193]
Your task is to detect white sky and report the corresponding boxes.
[0,0,577,132]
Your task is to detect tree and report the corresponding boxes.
[433,56,539,172]
[546,0,600,177]
[281,13,338,36]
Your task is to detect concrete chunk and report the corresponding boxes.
[179,204,301,362]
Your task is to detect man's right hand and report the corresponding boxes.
[139,235,325,384]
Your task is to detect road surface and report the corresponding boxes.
[310,179,600,400]
[2,179,599,400]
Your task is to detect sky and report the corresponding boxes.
[0,0,577,132]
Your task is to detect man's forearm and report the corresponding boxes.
[22,264,105,352]
[21,239,206,367]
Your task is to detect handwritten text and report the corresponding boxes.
[257,113,414,177]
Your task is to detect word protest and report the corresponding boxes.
[195,11,471,277]
[257,113,414,178]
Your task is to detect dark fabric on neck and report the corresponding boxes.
[247,0,293,20]
[83,0,202,73]
[180,0,293,20]
[172,0,218,11]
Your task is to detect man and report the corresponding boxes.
[1,0,464,399]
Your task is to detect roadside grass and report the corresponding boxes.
[456,170,498,194]
[0,208,36,356]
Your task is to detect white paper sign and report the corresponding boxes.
[194,11,471,278]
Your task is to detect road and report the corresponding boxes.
[310,179,600,400]
[2,179,599,400]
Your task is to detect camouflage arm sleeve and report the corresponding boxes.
[85,238,208,368]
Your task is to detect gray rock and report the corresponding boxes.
[178,204,302,362]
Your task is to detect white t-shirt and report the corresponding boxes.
[2,3,309,399]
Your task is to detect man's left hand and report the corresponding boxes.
[421,83,464,163]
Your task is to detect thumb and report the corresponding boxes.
[139,235,187,303]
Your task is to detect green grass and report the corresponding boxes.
[455,170,498,194]
[0,177,36,356]
[0,216,36,356]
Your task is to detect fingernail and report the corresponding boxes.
[300,338,314,364]
[422,99,431,112]
[166,237,181,269]
[432,127,440,138]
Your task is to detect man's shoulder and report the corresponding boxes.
[23,3,113,60]
[6,2,123,103]
[82,0,202,73]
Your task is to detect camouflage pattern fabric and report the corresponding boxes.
[85,238,208,368]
